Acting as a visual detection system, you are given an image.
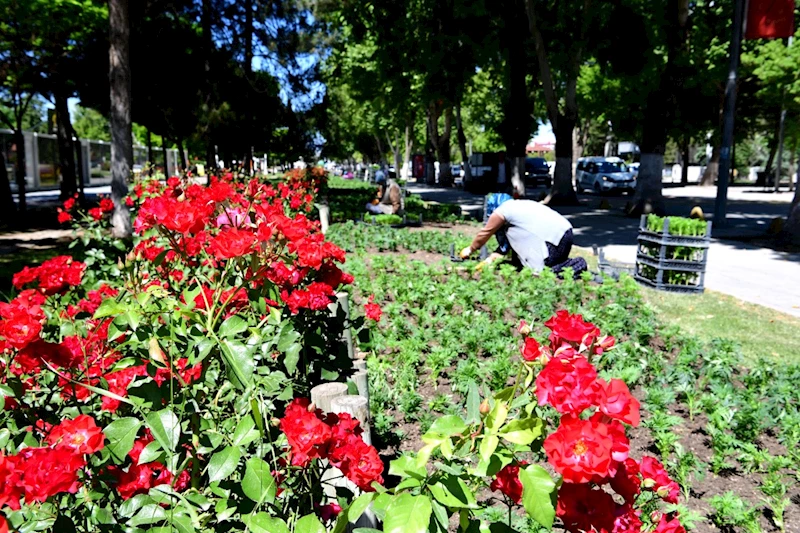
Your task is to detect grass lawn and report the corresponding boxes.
[641,287,800,363]
[571,245,800,363]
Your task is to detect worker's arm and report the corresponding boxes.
[461,212,506,258]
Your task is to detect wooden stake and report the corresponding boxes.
[310,382,348,413]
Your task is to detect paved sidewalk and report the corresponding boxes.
[408,181,800,317]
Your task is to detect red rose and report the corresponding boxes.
[17,447,85,503]
[544,310,599,347]
[610,458,641,503]
[654,515,686,533]
[1,307,42,349]
[88,207,104,220]
[209,227,257,259]
[364,295,382,322]
[329,434,384,491]
[113,462,155,500]
[100,198,114,212]
[594,334,616,355]
[639,456,680,503]
[63,198,76,210]
[596,378,640,426]
[46,415,105,455]
[544,413,628,483]
[556,482,616,533]
[612,504,643,533]
[535,355,599,415]
[521,336,542,362]
[0,454,23,510]
[279,398,332,466]
[490,463,524,504]
[125,196,134,207]
[317,502,342,522]
[57,210,72,224]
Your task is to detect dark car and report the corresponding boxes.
[525,157,552,188]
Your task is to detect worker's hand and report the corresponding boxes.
[475,261,486,272]
[371,199,380,205]
[460,246,473,259]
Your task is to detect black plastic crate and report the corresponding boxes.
[634,215,712,293]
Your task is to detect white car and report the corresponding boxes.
[575,157,637,194]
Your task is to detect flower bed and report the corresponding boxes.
[0,169,794,532]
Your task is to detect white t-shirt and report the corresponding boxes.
[494,200,572,271]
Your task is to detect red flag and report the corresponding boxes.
[745,0,795,39]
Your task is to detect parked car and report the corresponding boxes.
[575,156,636,194]
[628,162,640,178]
[524,157,552,188]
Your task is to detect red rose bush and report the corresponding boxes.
[0,170,380,532]
[384,311,686,533]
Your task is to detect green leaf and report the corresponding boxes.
[145,409,181,452]
[347,492,377,523]
[104,417,142,463]
[137,440,163,465]
[242,513,289,533]
[295,514,326,533]
[206,446,241,483]
[424,415,468,438]
[519,465,557,528]
[241,457,276,505]
[218,316,248,338]
[283,342,301,374]
[428,477,477,509]
[129,503,167,526]
[169,514,196,533]
[383,493,432,533]
[499,417,543,445]
[465,381,481,424]
[485,402,509,434]
[220,339,255,389]
[93,298,126,319]
[231,415,259,446]
[389,455,427,480]
[479,435,499,462]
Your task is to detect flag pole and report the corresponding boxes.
[714,0,747,227]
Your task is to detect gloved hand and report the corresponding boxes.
[460,246,473,259]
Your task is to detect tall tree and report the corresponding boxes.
[109,0,132,237]
[525,0,593,205]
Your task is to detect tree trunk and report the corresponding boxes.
[202,0,217,176]
[161,135,169,176]
[109,0,133,238]
[0,150,16,223]
[402,118,413,180]
[177,139,187,171]
[700,143,720,186]
[13,128,26,213]
[436,107,453,187]
[55,92,78,199]
[243,0,253,175]
[455,102,472,184]
[146,129,153,176]
[789,138,797,192]
[545,114,578,205]
[68,121,86,205]
[681,137,690,185]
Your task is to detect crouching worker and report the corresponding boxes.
[460,194,587,277]
[365,175,403,215]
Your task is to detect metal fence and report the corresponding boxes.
[0,129,180,192]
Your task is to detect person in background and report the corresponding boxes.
[461,193,587,276]
[365,174,403,215]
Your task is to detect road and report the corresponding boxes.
[407,181,800,318]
